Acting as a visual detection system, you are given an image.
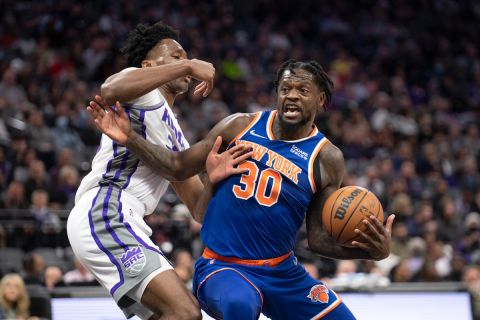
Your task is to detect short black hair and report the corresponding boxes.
[121,21,179,68]
[274,59,334,109]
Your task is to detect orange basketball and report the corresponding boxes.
[322,186,384,247]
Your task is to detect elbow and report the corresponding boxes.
[169,158,190,181]
[100,83,116,106]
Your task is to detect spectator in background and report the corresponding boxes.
[436,195,462,243]
[44,266,64,290]
[390,222,409,259]
[48,148,74,186]
[63,258,95,285]
[24,160,50,201]
[25,110,55,168]
[455,212,480,265]
[0,273,33,319]
[51,100,85,160]
[7,135,33,184]
[0,68,28,107]
[30,189,61,247]
[55,164,79,209]
[22,253,44,286]
[0,181,28,210]
[390,259,415,283]
[463,265,480,319]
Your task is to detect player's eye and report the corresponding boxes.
[280,87,289,94]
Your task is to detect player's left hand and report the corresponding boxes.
[351,214,395,260]
[206,136,253,184]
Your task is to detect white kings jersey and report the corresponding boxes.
[75,74,189,216]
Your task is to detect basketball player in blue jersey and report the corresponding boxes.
[68,21,253,320]
[89,59,395,319]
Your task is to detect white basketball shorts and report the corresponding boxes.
[67,186,173,319]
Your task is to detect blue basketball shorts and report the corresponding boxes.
[193,252,356,320]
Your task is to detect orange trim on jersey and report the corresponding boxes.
[308,137,328,193]
[196,267,264,305]
[266,110,277,139]
[202,248,291,267]
[311,291,342,319]
[308,126,319,137]
[228,112,262,146]
[268,110,319,140]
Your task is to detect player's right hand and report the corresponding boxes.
[87,95,132,145]
[206,136,253,184]
[188,59,215,97]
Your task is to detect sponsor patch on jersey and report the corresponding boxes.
[307,284,329,303]
[119,246,146,276]
[290,145,309,160]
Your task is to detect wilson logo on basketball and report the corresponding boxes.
[334,188,362,220]
[307,284,329,303]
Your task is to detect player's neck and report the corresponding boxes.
[159,87,175,107]
[272,115,314,141]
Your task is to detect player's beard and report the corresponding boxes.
[278,109,311,131]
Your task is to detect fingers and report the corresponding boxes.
[210,136,222,155]
[351,241,370,251]
[114,101,128,119]
[363,217,382,239]
[233,151,253,165]
[385,214,395,236]
[194,82,207,96]
[232,167,250,175]
[88,101,106,118]
[204,80,213,97]
[354,227,375,244]
[192,79,213,97]
[228,143,247,155]
[94,95,107,108]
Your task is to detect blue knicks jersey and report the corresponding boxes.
[201,110,329,259]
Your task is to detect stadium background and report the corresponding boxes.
[0,0,479,318]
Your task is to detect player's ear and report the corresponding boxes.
[317,92,326,111]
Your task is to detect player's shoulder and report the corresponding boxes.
[212,112,259,145]
[223,112,258,125]
[317,140,344,173]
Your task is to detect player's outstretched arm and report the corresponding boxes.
[101,59,215,105]
[306,143,393,261]
[88,96,253,181]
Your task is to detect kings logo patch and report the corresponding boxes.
[119,246,146,276]
[307,284,329,303]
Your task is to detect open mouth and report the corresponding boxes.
[284,104,301,117]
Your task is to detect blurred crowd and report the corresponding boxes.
[1,0,480,316]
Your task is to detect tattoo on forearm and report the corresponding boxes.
[126,133,178,180]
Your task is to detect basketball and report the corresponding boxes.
[322,186,384,246]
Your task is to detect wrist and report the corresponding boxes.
[125,130,139,146]
[181,59,193,75]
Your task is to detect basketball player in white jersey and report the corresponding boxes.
[67,22,250,320]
